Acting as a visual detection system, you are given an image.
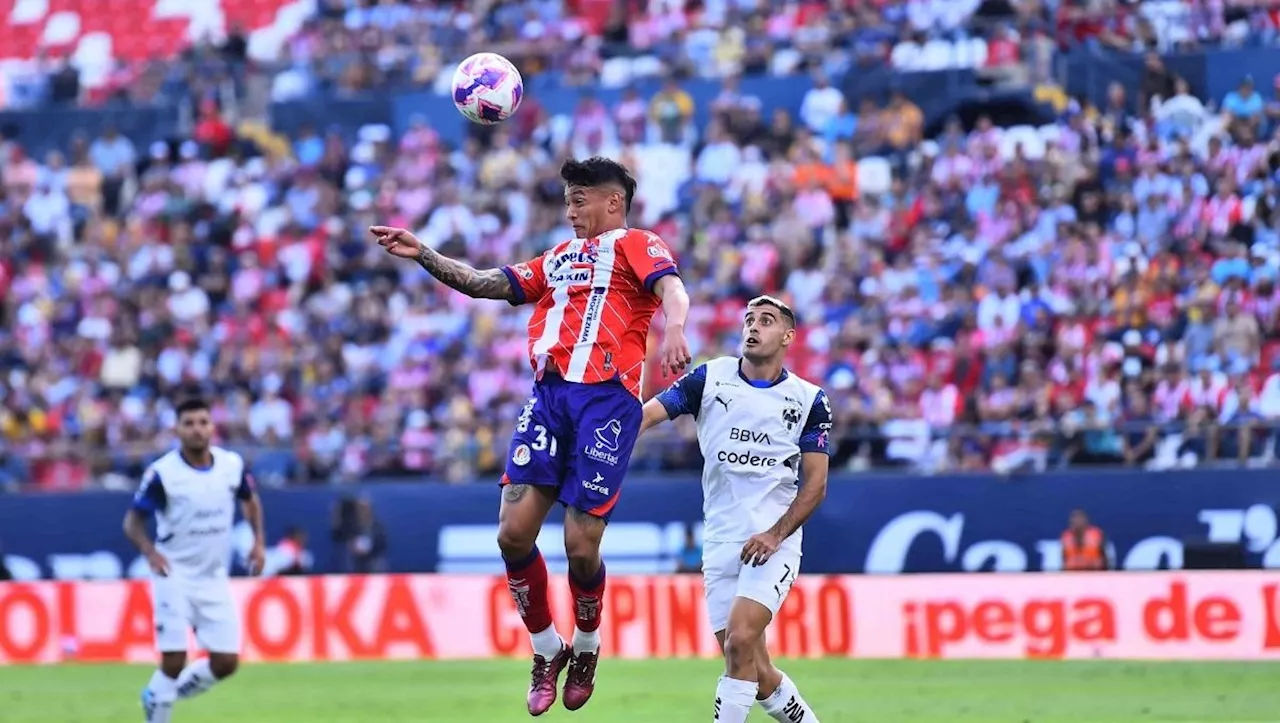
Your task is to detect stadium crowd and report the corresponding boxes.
[15,0,1280,110]
[5,1,1280,489]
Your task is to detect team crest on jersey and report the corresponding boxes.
[512,444,532,466]
[782,404,802,431]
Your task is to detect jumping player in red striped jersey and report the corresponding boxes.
[370,156,691,716]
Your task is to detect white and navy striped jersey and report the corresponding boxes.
[657,356,831,550]
[131,446,254,579]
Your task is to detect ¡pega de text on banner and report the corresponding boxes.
[2,572,1280,665]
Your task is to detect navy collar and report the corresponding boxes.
[737,358,789,388]
[179,449,214,472]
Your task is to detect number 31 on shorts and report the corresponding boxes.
[514,398,557,462]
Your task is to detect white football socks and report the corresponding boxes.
[713,676,757,723]
[175,658,219,700]
[760,673,819,722]
[530,623,565,660]
[571,626,600,655]
[145,670,177,723]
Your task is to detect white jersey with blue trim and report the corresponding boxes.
[657,356,832,550]
[131,446,255,579]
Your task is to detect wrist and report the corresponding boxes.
[665,321,685,333]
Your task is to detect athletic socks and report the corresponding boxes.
[504,545,560,658]
[175,658,219,700]
[713,676,757,723]
[568,562,606,654]
[759,673,820,722]
[144,670,177,723]
[528,623,565,660]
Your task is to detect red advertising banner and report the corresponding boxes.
[3,571,1280,665]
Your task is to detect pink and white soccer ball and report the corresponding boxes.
[451,52,524,125]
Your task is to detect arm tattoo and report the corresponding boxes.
[502,484,531,503]
[416,245,515,301]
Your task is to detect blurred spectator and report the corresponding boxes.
[1060,508,1110,571]
[331,497,387,573]
[266,527,314,576]
[676,525,702,574]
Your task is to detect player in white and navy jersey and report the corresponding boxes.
[641,295,829,723]
[124,397,266,723]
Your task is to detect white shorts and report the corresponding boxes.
[702,540,801,634]
[151,576,241,654]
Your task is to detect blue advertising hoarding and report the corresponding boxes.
[3,470,1280,581]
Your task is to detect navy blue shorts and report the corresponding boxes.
[501,376,642,521]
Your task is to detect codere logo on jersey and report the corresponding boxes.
[717,450,779,467]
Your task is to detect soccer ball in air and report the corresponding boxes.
[451,52,524,125]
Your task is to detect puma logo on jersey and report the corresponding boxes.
[714,394,731,412]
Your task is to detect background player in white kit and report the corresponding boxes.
[123,398,266,723]
[640,296,830,723]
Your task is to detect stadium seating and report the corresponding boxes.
[4,1,1280,489]
[0,0,303,85]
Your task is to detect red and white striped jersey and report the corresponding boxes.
[501,227,679,398]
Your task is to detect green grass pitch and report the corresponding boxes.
[3,659,1279,722]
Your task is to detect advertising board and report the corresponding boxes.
[4,571,1280,665]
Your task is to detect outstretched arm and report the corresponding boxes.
[371,226,516,301]
[640,398,672,433]
[645,364,708,435]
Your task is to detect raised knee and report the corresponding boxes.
[209,655,239,679]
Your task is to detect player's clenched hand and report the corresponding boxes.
[145,550,171,577]
[370,225,425,259]
[660,324,692,377]
[741,532,782,567]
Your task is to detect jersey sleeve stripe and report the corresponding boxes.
[798,389,833,455]
[236,471,256,500]
[132,470,167,513]
[500,266,527,305]
[641,265,678,292]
